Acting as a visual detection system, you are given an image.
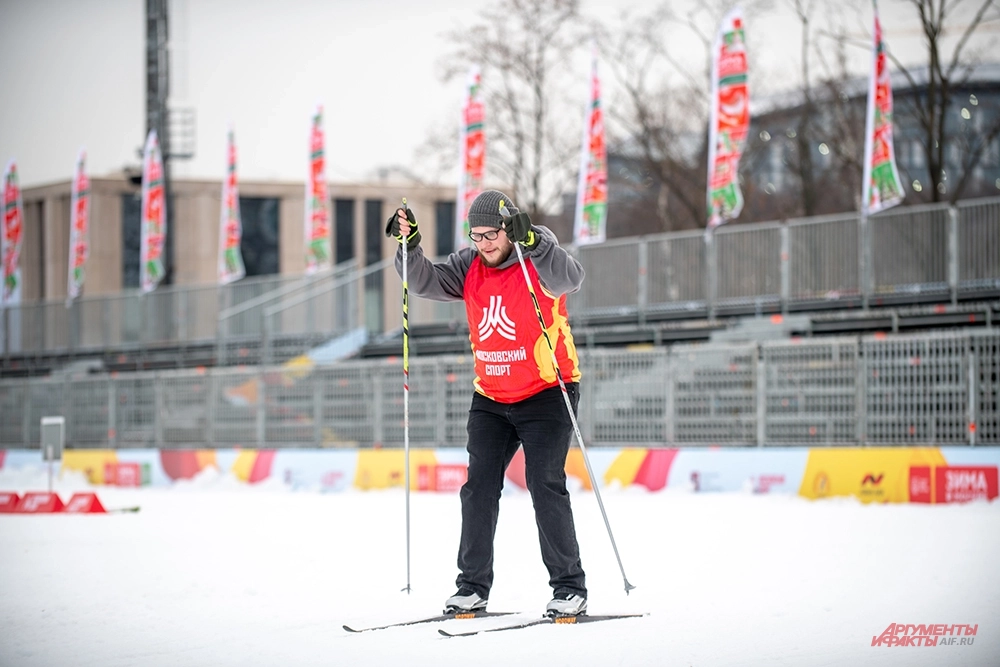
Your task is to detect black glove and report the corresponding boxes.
[385,207,421,250]
[502,212,538,250]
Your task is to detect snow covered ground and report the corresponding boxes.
[1,466,998,667]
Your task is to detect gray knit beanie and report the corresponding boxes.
[467,190,519,229]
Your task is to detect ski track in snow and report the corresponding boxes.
[1,466,998,667]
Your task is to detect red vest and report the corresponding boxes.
[463,255,581,403]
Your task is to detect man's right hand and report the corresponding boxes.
[385,207,421,250]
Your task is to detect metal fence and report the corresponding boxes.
[3,198,999,366]
[2,329,996,449]
[0,264,357,358]
[573,197,1000,323]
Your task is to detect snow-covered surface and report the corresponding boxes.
[1,465,998,667]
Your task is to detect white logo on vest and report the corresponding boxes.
[478,295,517,341]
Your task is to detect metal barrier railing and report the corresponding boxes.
[714,222,784,307]
[570,197,1000,324]
[2,329,996,448]
[215,259,359,365]
[870,202,951,298]
[958,197,1000,293]
[259,259,376,365]
[786,212,860,301]
[2,197,999,361]
[0,270,338,355]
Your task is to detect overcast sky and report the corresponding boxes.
[0,0,993,190]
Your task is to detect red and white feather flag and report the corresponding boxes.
[455,66,485,251]
[218,126,246,285]
[706,7,750,230]
[139,129,167,293]
[861,0,905,215]
[305,105,332,274]
[67,150,90,306]
[573,45,608,246]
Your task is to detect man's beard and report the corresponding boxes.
[478,243,513,268]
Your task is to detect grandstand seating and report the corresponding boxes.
[1,197,998,378]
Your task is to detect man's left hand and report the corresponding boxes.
[502,212,539,250]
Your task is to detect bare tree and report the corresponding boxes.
[434,0,584,217]
[789,0,821,216]
[813,4,868,210]
[598,1,776,233]
[420,0,999,238]
[597,7,703,233]
[891,0,1000,202]
[735,0,999,220]
[760,0,870,217]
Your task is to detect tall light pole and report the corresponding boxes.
[146,0,173,284]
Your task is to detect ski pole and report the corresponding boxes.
[401,197,412,594]
[500,200,635,595]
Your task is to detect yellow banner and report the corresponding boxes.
[353,449,438,490]
[62,449,118,485]
[799,447,946,503]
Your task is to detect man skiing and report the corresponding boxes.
[386,189,588,617]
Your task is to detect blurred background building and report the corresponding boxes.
[17,175,457,299]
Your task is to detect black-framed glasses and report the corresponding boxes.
[469,229,502,242]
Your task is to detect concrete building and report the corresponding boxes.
[18,175,458,303]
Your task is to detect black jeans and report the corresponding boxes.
[456,383,586,599]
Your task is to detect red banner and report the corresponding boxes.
[0,491,20,513]
[417,464,468,492]
[909,465,998,503]
[105,462,142,487]
[937,466,998,503]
